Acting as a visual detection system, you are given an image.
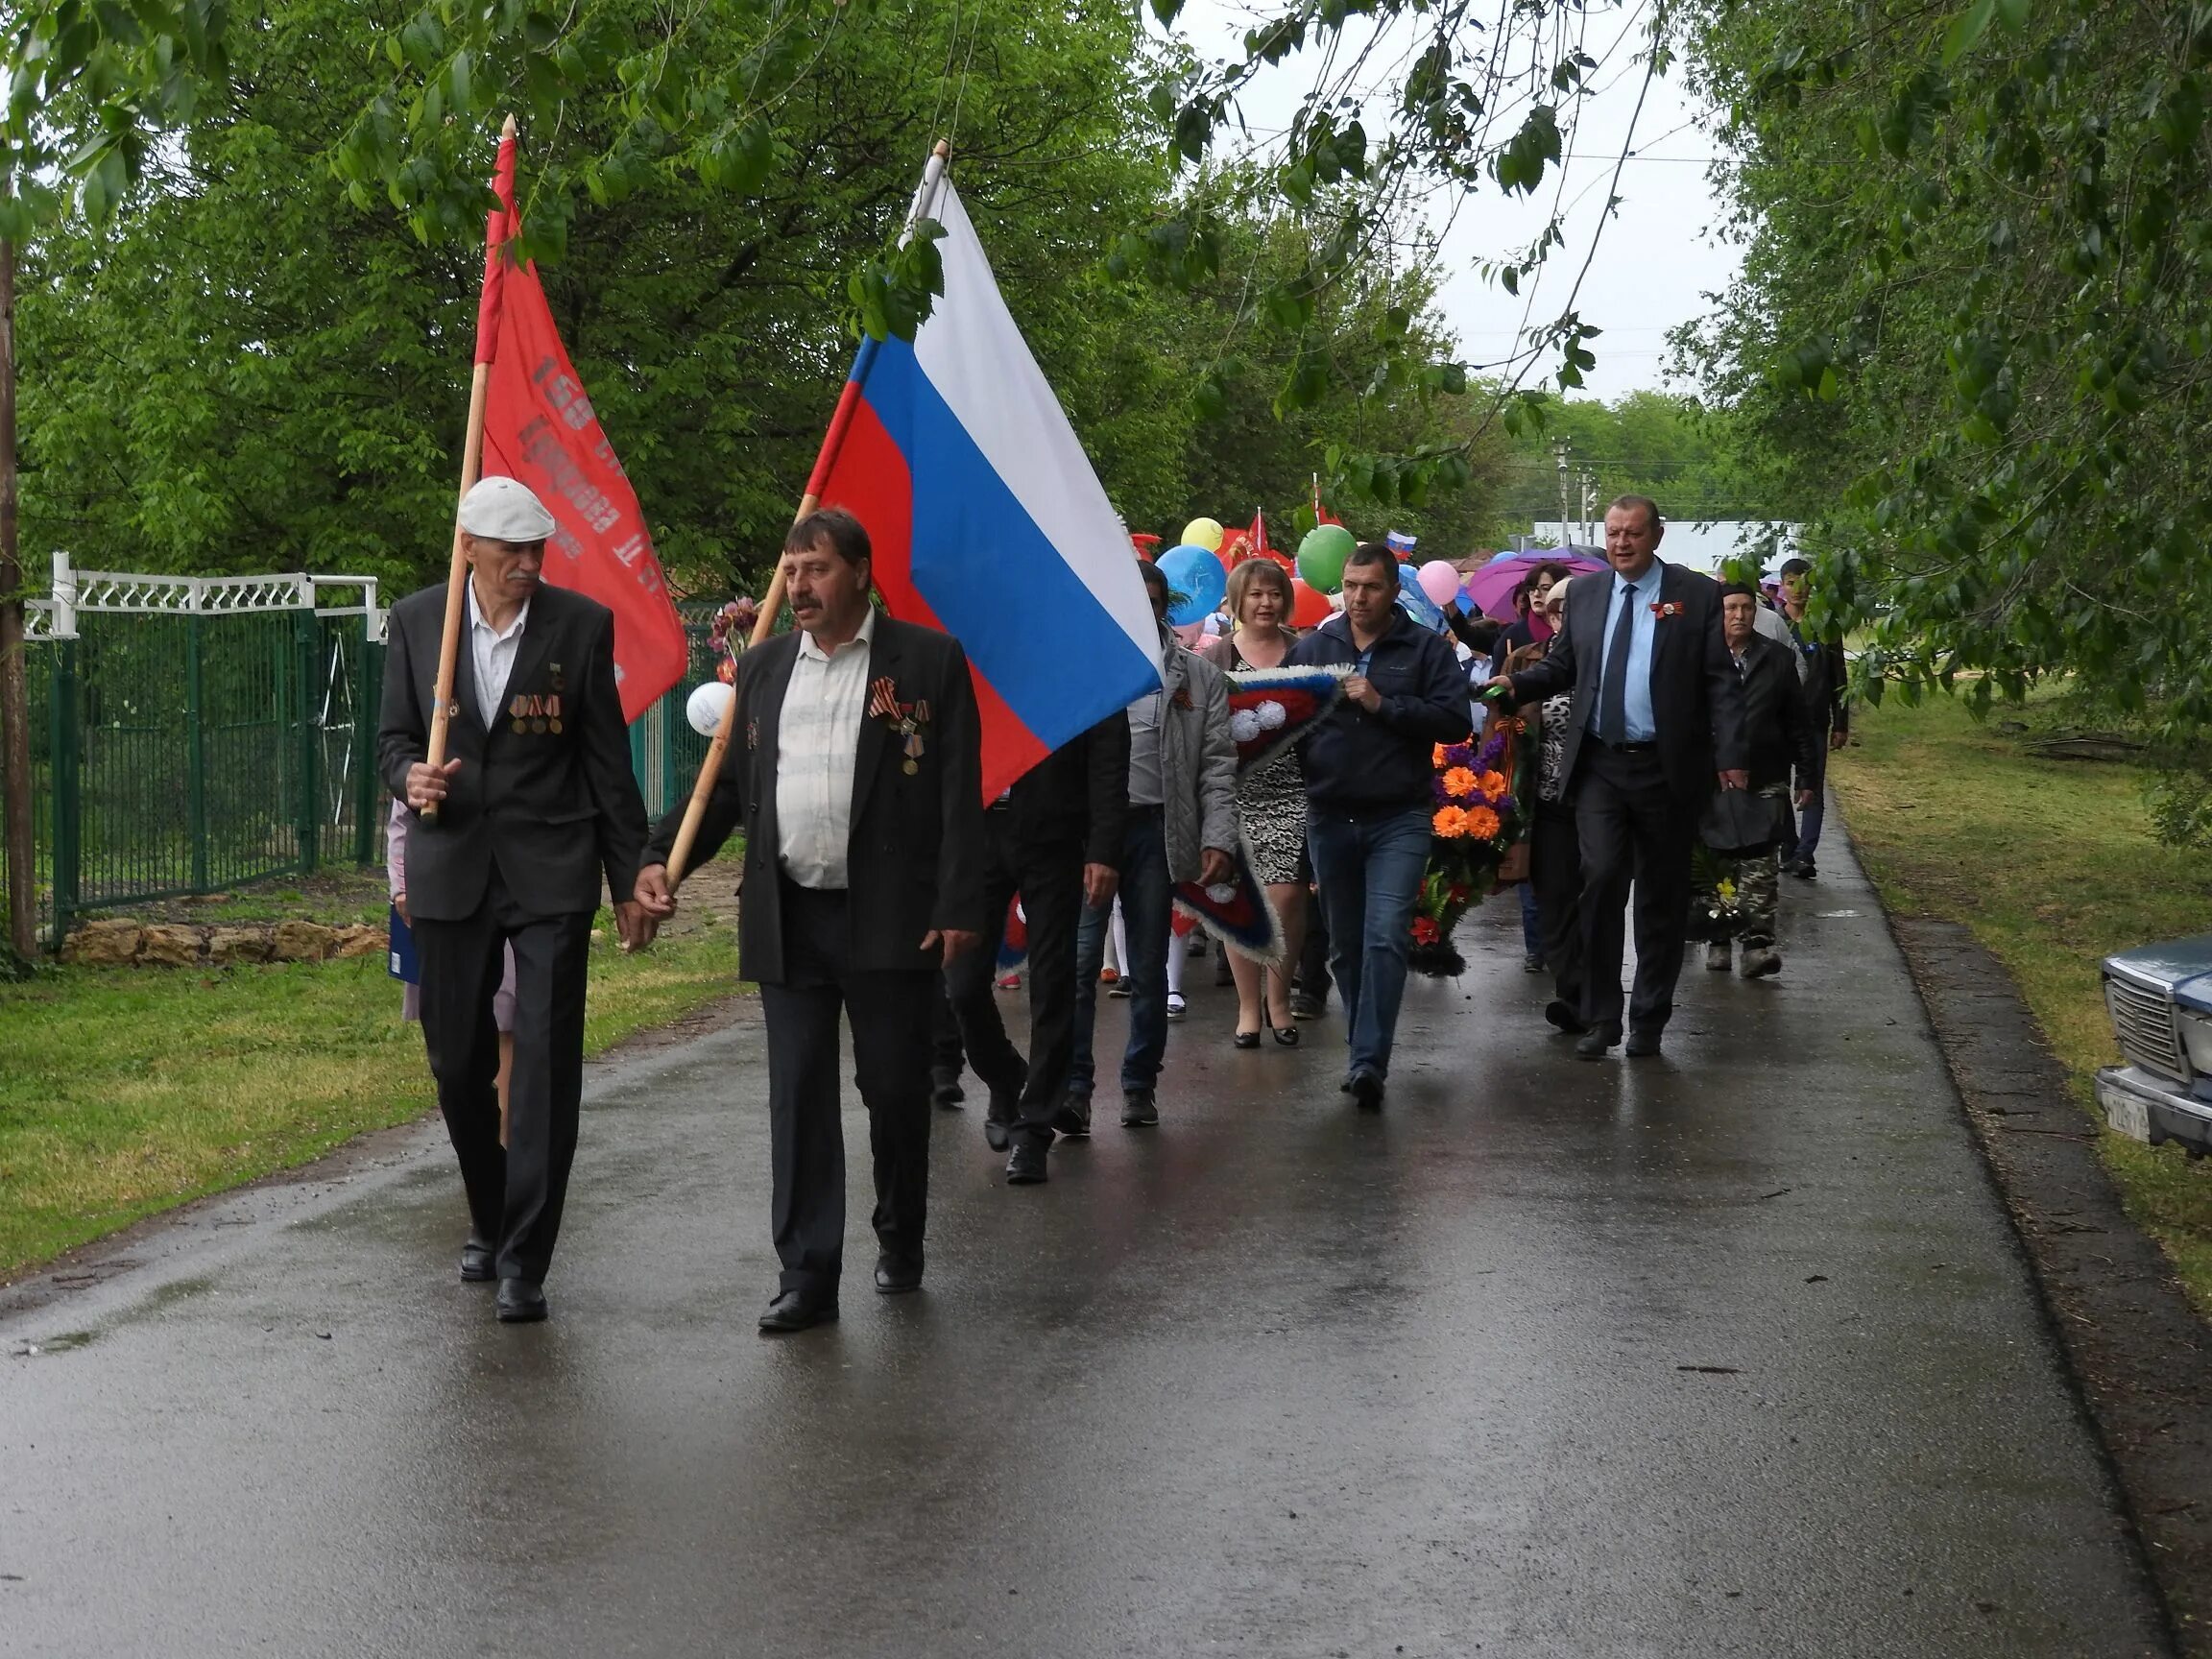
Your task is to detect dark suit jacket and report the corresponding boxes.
[1506,560,1748,805]
[377,581,647,923]
[1736,633,1819,793]
[1002,713,1130,870]
[644,614,987,985]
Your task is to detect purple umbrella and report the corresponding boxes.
[1462,550,1610,620]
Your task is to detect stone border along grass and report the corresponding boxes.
[59,918,388,968]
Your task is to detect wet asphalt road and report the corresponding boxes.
[0,838,2173,1658]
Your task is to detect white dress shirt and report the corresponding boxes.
[776,609,877,890]
[467,579,531,729]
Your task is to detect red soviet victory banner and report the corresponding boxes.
[474,129,687,723]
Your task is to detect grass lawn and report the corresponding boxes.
[1830,694,2212,1306]
[0,917,740,1282]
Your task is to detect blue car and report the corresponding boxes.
[2096,936,2212,1155]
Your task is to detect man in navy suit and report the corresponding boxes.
[1487,497,1748,1060]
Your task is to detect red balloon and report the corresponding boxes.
[1289,578,1333,629]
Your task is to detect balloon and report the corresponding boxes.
[1157,542,1228,627]
[1397,564,1445,631]
[1181,517,1225,553]
[1289,577,1334,629]
[1296,523,1357,593]
[1172,619,1207,647]
[685,681,734,737]
[1417,559,1461,608]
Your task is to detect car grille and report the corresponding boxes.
[2108,974,2187,1081]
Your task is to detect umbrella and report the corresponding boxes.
[1462,550,1610,620]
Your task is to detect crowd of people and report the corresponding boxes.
[379,481,1848,1330]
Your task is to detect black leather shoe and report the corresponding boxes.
[1349,1071,1385,1112]
[1544,999,1588,1035]
[1234,1028,1262,1049]
[1625,1027,1664,1058]
[758,1290,838,1333]
[1120,1089,1159,1127]
[930,1071,965,1109]
[459,1235,494,1283]
[1051,1094,1092,1139]
[1006,1141,1048,1184]
[494,1279,547,1323]
[1271,1022,1300,1047]
[983,1089,1019,1152]
[874,1254,924,1293]
[1575,1024,1623,1060]
[1290,992,1325,1021]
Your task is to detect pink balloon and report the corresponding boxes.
[1173,619,1206,646]
[1417,559,1461,608]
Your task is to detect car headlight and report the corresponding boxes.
[2182,1013,2212,1075]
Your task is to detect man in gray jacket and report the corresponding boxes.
[1062,561,1239,1133]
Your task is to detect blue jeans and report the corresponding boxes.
[1305,805,1432,1084]
[1516,881,1542,957]
[1070,807,1171,1097]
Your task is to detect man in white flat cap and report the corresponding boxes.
[377,474,648,1323]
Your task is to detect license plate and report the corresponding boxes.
[2098,1080,2152,1143]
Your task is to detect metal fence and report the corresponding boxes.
[7,558,724,950]
[17,554,385,947]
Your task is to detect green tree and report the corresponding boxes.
[1679,0,2212,747]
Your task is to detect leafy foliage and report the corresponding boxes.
[12,0,1499,592]
[1679,0,2212,756]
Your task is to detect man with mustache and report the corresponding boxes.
[633,509,984,1332]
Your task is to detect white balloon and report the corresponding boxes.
[685,681,735,736]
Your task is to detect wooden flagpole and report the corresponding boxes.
[421,113,518,822]
[663,138,951,888]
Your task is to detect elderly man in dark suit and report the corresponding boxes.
[378,475,650,1323]
[1487,495,1748,1060]
[633,508,985,1333]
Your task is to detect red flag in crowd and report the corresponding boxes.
[475,130,686,722]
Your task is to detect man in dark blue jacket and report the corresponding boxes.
[1287,542,1473,1110]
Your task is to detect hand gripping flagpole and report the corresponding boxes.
[663,138,951,888]
[421,113,519,823]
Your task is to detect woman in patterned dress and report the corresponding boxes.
[1198,560,1308,1046]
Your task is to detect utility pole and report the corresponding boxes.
[0,178,33,963]
[1579,469,1597,547]
[1553,439,1571,547]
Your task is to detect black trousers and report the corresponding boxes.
[1295,848,1332,998]
[929,981,965,1085]
[1572,742,1695,1034]
[758,882,936,1297]
[1529,800,1585,1012]
[413,873,592,1285]
[943,811,1085,1147]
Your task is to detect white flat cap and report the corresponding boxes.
[458,476,559,542]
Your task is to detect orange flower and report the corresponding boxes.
[1463,805,1501,840]
[1442,766,1479,799]
[1432,805,1471,838]
[1432,743,1451,768]
[1477,770,1507,798]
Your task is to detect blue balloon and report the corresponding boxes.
[1397,563,1445,632]
[1158,542,1227,627]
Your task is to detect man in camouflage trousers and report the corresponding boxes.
[1704,585,1817,978]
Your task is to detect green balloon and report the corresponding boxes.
[1296,523,1357,593]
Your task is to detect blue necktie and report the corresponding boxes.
[1597,579,1636,743]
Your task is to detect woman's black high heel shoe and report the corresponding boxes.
[1234,1028,1262,1049]
[1269,1020,1300,1047]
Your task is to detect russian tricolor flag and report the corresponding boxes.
[816,178,1162,801]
